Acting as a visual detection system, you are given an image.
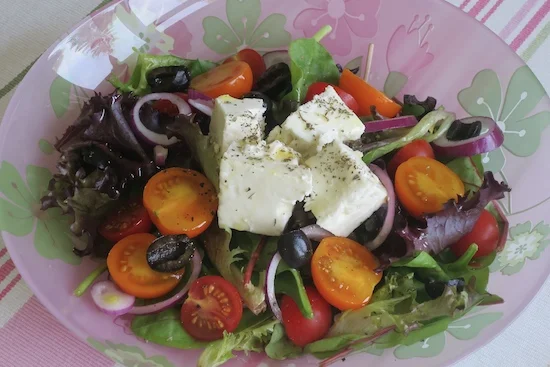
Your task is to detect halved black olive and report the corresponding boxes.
[253,63,292,100]
[277,230,313,269]
[243,91,278,133]
[425,278,466,299]
[446,119,482,141]
[147,66,191,93]
[146,234,197,272]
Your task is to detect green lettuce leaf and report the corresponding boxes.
[446,156,485,194]
[363,109,456,164]
[284,26,340,103]
[110,52,217,96]
[201,225,266,314]
[131,309,207,350]
[197,311,278,367]
[264,324,303,360]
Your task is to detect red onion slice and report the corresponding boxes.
[91,280,135,316]
[188,99,214,116]
[300,225,334,242]
[432,117,504,157]
[364,116,418,133]
[266,252,283,321]
[365,164,396,251]
[131,93,191,146]
[188,89,213,101]
[154,145,168,166]
[129,249,202,315]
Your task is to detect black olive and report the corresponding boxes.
[146,234,197,272]
[425,278,466,299]
[278,230,313,269]
[147,66,191,93]
[253,63,292,100]
[194,112,211,135]
[446,118,482,141]
[243,91,278,133]
[283,202,316,233]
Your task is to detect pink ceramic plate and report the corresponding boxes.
[1,0,549,366]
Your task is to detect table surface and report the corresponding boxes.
[0,0,549,366]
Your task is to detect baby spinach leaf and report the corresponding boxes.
[275,267,314,319]
[284,26,340,103]
[265,324,303,360]
[131,308,207,350]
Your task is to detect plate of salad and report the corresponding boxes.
[1,0,550,366]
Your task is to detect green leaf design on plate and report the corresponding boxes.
[38,139,55,155]
[203,0,290,54]
[384,71,408,98]
[249,14,291,49]
[0,161,80,265]
[49,76,72,118]
[503,111,550,157]
[87,338,174,367]
[446,312,502,340]
[481,147,506,174]
[458,69,502,119]
[500,66,546,124]
[493,221,550,275]
[227,0,260,45]
[393,331,446,359]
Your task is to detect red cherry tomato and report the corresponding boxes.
[224,49,266,82]
[388,140,435,177]
[151,93,188,116]
[304,82,360,115]
[281,286,332,347]
[98,200,152,243]
[180,276,243,341]
[451,210,500,258]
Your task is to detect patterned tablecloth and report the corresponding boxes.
[0,0,549,366]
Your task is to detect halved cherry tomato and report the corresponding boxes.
[143,168,218,237]
[281,286,332,347]
[190,61,253,98]
[388,140,435,177]
[395,157,465,218]
[451,209,500,258]
[151,93,188,116]
[311,237,382,310]
[98,200,152,243]
[107,233,184,299]
[180,275,243,341]
[224,49,266,82]
[339,69,402,117]
[304,82,360,115]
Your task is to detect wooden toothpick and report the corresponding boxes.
[364,43,375,82]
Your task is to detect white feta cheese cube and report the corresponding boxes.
[210,95,266,157]
[267,86,364,158]
[218,140,313,236]
[304,140,387,237]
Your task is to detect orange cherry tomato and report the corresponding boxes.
[107,233,184,299]
[143,168,218,237]
[224,49,266,82]
[387,140,435,178]
[311,237,382,311]
[395,157,465,218]
[304,82,360,115]
[190,61,253,98]
[339,69,402,118]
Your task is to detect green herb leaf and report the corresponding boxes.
[197,311,278,367]
[446,156,485,194]
[131,308,207,350]
[265,324,303,360]
[363,109,456,164]
[109,52,217,96]
[284,27,340,103]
